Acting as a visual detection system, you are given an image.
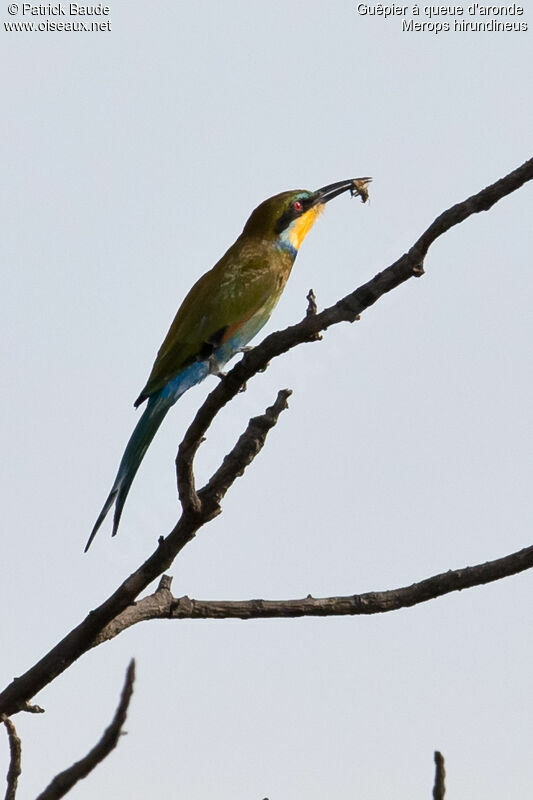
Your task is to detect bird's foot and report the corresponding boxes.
[208,355,226,379]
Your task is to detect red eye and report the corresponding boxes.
[293,200,303,212]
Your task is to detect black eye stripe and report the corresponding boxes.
[275,208,295,234]
[275,197,311,234]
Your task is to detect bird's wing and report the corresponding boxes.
[135,248,283,405]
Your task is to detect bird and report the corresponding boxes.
[85,177,371,551]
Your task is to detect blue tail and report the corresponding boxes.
[84,394,172,551]
[85,360,212,552]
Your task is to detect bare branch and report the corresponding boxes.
[2,716,21,800]
[0,158,531,720]
[175,429,203,517]
[35,660,135,800]
[199,389,292,509]
[433,751,446,800]
[91,540,533,643]
[177,389,291,521]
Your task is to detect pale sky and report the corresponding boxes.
[2,2,532,798]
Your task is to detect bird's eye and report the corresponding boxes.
[293,200,303,213]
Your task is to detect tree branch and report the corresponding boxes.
[198,389,292,509]
[92,539,533,643]
[35,660,135,800]
[0,158,530,719]
[2,716,21,800]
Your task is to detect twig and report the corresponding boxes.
[0,158,531,719]
[433,751,446,800]
[21,702,44,715]
[306,288,317,316]
[35,660,135,800]
[2,716,21,800]
[199,389,292,507]
[305,289,322,340]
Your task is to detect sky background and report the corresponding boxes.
[2,1,532,798]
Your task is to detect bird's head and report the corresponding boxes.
[242,179,371,254]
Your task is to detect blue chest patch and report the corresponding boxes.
[276,235,297,257]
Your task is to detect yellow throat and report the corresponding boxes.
[287,204,324,250]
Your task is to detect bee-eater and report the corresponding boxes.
[85,178,371,551]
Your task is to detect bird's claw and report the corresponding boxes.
[208,355,226,379]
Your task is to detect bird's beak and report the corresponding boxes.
[311,177,372,207]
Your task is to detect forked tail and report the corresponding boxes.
[84,394,172,551]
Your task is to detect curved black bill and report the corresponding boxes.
[312,177,372,206]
